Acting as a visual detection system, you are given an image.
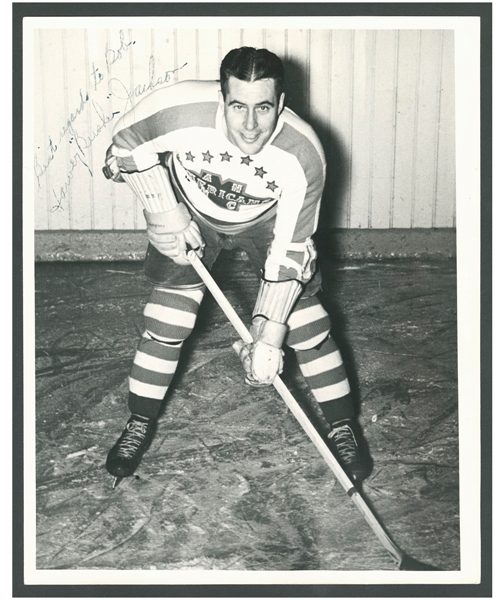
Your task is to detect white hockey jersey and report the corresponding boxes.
[112,80,326,282]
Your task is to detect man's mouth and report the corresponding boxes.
[241,133,260,143]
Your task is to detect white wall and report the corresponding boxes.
[33,27,456,232]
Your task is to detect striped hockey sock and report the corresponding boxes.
[287,295,355,425]
[295,335,354,424]
[128,285,205,418]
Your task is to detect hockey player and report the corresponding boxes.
[103,47,373,484]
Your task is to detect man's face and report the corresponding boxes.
[220,76,285,155]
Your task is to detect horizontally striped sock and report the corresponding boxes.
[128,286,204,418]
[295,334,355,425]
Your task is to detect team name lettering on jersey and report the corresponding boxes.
[184,168,275,211]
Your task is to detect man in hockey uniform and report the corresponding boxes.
[103,47,372,483]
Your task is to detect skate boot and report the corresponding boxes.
[326,419,373,483]
[106,414,156,482]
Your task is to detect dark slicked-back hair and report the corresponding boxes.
[220,47,285,99]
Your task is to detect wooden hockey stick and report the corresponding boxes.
[187,250,440,571]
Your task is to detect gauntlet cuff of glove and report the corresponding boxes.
[143,203,191,234]
[252,316,288,349]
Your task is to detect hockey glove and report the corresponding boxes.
[144,203,205,266]
[102,144,125,183]
[234,316,287,387]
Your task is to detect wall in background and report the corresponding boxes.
[33,27,456,233]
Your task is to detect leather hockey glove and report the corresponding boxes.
[102,145,125,183]
[234,316,288,387]
[144,203,205,266]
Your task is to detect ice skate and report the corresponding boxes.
[326,419,373,483]
[106,414,156,487]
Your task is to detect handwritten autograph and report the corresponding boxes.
[35,30,187,211]
[34,88,89,190]
[105,29,135,73]
[109,56,188,113]
[50,152,92,212]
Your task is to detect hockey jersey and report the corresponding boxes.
[111,80,326,282]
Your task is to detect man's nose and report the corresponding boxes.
[244,110,257,130]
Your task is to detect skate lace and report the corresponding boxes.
[116,421,149,459]
[328,424,357,462]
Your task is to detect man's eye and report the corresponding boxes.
[258,106,270,112]
[234,105,244,111]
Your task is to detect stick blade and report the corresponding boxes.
[399,554,441,571]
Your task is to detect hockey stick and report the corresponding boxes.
[187,250,440,571]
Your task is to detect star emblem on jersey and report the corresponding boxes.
[202,150,214,163]
[266,180,278,192]
[185,151,195,162]
[220,151,233,162]
[241,155,253,166]
[254,166,267,178]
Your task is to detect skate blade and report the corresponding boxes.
[112,476,123,490]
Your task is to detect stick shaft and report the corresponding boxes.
[187,251,404,565]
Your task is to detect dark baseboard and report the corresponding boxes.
[315,228,456,259]
[34,228,456,262]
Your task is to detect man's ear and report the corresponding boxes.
[218,89,225,110]
[278,92,285,114]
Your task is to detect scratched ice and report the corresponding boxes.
[34,252,459,571]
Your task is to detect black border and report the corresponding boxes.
[13,2,493,597]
